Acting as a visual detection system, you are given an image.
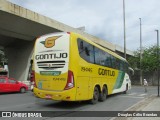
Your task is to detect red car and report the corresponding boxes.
[0,77,28,93]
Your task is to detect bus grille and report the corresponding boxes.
[37,61,65,69]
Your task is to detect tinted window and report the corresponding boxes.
[116,60,128,72]
[105,52,112,67]
[119,61,123,71]
[115,59,120,70]
[95,47,112,67]
[77,38,128,71]
[94,47,102,65]
[110,55,116,68]
[78,38,94,63]
[0,79,5,83]
[124,62,129,72]
[8,79,16,84]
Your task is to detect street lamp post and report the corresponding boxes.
[123,0,126,59]
[139,18,143,85]
[155,30,159,97]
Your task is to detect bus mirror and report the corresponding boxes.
[129,67,134,76]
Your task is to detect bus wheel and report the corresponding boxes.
[90,87,99,104]
[123,84,128,94]
[99,86,107,102]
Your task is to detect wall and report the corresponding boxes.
[131,70,159,86]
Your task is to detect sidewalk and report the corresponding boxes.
[112,95,160,120]
[141,96,160,111]
[131,95,160,120]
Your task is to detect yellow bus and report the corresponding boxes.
[33,32,131,104]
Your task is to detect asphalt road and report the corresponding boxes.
[0,86,157,120]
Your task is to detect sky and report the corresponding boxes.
[8,0,160,51]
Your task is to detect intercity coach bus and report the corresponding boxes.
[33,32,131,104]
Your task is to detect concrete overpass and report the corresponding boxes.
[0,0,133,82]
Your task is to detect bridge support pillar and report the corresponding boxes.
[5,40,34,82]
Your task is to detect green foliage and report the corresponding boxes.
[128,45,160,73]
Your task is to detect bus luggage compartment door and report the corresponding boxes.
[76,77,89,100]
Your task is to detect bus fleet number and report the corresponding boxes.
[81,67,92,72]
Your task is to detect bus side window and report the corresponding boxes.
[80,41,84,49]
[105,52,111,67]
[77,38,94,63]
[95,47,101,65]
[125,63,129,73]
[85,47,90,56]
[110,55,116,69]
[94,47,112,67]
[119,61,123,71]
[116,59,120,70]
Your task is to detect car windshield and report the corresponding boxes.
[8,79,16,83]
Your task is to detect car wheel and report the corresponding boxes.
[20,87,26,93]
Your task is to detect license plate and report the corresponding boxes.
[45,94,52,99]
[40,71,61,76]
[38,82,42,89]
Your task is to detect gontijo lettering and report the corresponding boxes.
[35,53,68,60]
[98,68,115,76]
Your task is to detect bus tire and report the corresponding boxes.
[90,87,99,104]
[123,84,128,94]
[99,86,107,102]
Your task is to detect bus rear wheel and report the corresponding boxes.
[99,86,107,102]
[90,87,99,104]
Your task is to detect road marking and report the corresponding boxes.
[124,95,155,111]
[119,95,144,99]
[138,93,147,96]
[127,93,137,96]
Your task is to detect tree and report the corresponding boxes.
[128,45,159,73]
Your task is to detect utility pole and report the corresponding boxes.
[123,0,126,59]
[139,18,143,85]
[155,30,159,97]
